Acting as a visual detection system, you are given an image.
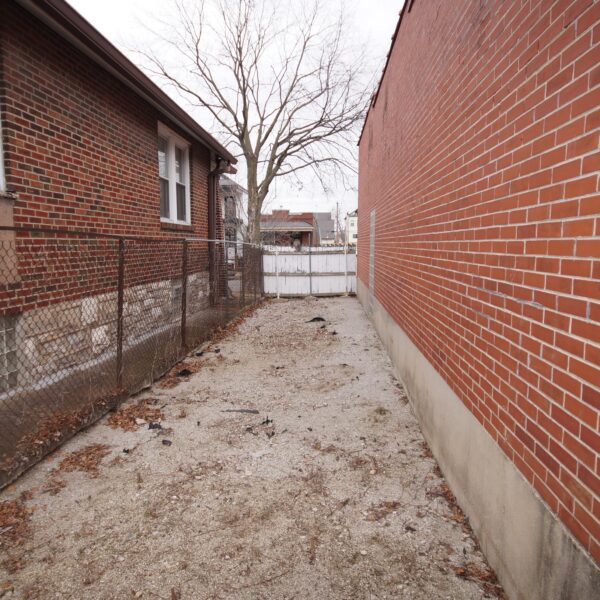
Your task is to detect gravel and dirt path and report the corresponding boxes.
[0,297,504,599]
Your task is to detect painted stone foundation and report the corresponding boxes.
[7,272,210,389]
[357,279,600,600]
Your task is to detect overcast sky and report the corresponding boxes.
[66,0,404,217]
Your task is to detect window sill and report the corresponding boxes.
[160,221,193,233]
[0,190,18,202]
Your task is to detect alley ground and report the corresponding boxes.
[0,297,504,600]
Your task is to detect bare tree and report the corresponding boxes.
[141,0,372,243]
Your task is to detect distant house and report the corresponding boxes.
[260,209,317,247]
[313,212,336,245]
[219,176,247,264]
[345,209,358,245]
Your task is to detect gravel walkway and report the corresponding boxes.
[0,297,504,599]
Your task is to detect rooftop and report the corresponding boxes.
[260,220,314,232]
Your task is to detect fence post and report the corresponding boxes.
[253,246,258,303]
[116,238,125,390]
[240,248,246,306]
[275,249,279,299]
[308,239,313,296]
[181,239,188,351]
[259,246,264,297]
[224,240,230,314]
[344,245,348,296]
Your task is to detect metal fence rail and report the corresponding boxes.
[0,226,263,488]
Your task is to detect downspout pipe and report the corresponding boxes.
[208,157,236,305]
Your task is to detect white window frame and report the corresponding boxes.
[158,122,191,225]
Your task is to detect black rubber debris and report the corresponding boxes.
[307,317,326,322]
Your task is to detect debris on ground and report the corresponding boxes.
[11,394,120,478]
[159,359,205,389]
[307,316,326,322]
[448,561,506,598]
[222,409,260,415]
[0,581,14,596]
[0,298,505,599]
[0,493,33,547]
[56,444,111,478]
[41,475,66,496]
[107,400,164,431]
[365,500,402,521]
[210,301,267,344]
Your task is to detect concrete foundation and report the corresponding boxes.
[0,273,211,395]
[357,279,600,600]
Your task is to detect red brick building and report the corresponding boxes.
[260,209,317,246]
[358,1,599,598]
[0,0,237,477]
[0,0,235,238]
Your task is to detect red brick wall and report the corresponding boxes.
[0,2,211,239]
[0,3,227,314]
[358,0,599,560]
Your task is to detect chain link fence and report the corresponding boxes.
[0,226,263,488]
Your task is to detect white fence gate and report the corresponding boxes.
[262,247,357,297]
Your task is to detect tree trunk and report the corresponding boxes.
[247,193,262,245]
[245,158,264,245]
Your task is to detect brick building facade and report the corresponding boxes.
[358,1,599,598]
[0,1,235,397]
[260,209,317,246]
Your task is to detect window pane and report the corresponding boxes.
[176,183,186,221]
[160,178,170,218]
[175,147,185,183]
[158,137,168,178]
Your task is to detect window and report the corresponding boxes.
[158,123,191,224]
[0,315,17,392]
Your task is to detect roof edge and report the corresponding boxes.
[357,1,410,147]
[15,0,236,163]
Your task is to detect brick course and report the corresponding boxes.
[358,0,600,560]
